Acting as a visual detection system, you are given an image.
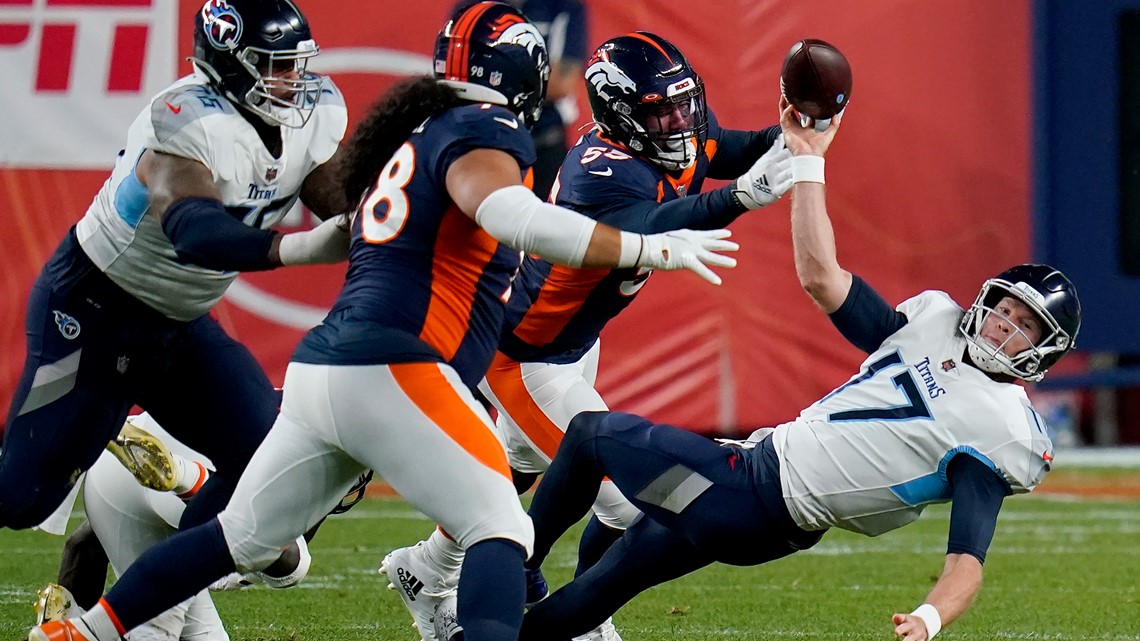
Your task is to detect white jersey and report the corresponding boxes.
[770,291,1053,536]
[75,72,347,321]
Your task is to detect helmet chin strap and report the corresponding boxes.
[648,137,697,172]
[965,341,1013,377]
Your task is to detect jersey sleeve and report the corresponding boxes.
[435,105,537,178]
[307,76,349,166]
[145,83,239,182]
[706,109,782,179]
[827,275,910,353]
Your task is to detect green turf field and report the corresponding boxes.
[2,494,1138,640]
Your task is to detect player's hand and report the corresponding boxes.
[638,229,739,285]
[779,95,842,157]
[732,135,793,209]
[892,612,931,641]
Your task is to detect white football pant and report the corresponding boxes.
[219,361,533,572]
[479,341,640,530]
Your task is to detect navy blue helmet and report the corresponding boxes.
[960,264,1081,381]
[433,1,550,129]
[584,32,709,171]
[192,0,322,128]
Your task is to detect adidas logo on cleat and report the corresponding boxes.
[396,568,425,601]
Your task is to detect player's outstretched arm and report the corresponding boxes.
[780,96,852,313]
[446,148,738,285]
[892,553,983,641]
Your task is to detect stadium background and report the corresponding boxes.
[0,0,1133,439]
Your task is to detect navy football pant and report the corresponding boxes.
[521,411,825,640]
[0,230,278,529]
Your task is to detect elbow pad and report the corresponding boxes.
[475,185,596,267]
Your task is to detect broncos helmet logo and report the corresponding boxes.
[201,0,243,51]
[586,60,637,102]
[488,17,546,59]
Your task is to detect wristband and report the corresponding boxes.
[791,155,825,184]
[910,603,942,639]
[617,231,644,268]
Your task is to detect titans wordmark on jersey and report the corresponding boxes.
[770,291,1054,536]
[75,72,347,321]
[295,104,536,388]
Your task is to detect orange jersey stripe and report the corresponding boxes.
[419,206,499,361]
[485,352,564,459]
[512,264,608,347]
[704,137,718,162]
[390,362,511,479]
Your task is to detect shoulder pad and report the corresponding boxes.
[150,83,234,144]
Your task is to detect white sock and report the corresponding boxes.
[78,600,123,641]
[174,458,208,498]
[424,528,464,579]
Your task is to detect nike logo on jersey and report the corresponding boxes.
[588,167,613,177]
[493,116,519,129]
[164,101,182,114]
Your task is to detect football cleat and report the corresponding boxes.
[33,584,84,625]
[28,619,94,641]
[106,419,177,492]
[431,591,462,641]
[380,543,457,641]
[571,618,623,641]
[524,567,548,607]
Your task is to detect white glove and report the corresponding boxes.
[732,135,794,210]
[637,229,739,285]
[278,213,351,266]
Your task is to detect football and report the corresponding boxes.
[781,39,852,126]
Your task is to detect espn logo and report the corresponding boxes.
[0,0,155,93]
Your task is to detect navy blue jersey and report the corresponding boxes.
[295,104,536,387]
[500,112,778,363]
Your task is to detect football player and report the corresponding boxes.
[381,31,793,641]
[28,4,739,641]
[1,0,353,537]
[510,100,1082,641]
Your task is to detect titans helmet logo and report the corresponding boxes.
[585,60,637,101]
[201,0,243,51]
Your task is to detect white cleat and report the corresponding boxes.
[432,591,461,641]
[380,542,457,641]
[572,618,623,641]
[33,584,84,625]
[106,419,177,492]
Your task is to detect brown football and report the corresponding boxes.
[780,39,852,120]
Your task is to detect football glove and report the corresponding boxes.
[638,229,739,285]
[732,135,794,210]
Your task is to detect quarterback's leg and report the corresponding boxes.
[520,517,713,641]
[319,361,533,641]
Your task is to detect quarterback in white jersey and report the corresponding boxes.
[1,0,351,547]
[514,98,1082,641]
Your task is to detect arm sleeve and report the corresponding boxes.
[593,185,747,233]
[161,197,278,272]
[827,275,909,353]
[946,453,1012,564]
[706,122,782,180]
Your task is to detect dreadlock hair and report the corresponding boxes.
[342,75,465,205]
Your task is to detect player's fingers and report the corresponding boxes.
[685,259,723,286]
[697,249,737,268]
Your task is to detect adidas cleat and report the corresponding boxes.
[571,618,623,641]
[432,591,461,641]
[106,419,177,492]
[380,543,455,641]
[524,567,548,607]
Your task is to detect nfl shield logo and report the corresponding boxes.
[265,167,278,182]
[489,71,503,87]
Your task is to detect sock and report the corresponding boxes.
[76,599,124,641]
[174,459,208,499]
[457,539,526,641]
[424,527,465,579]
